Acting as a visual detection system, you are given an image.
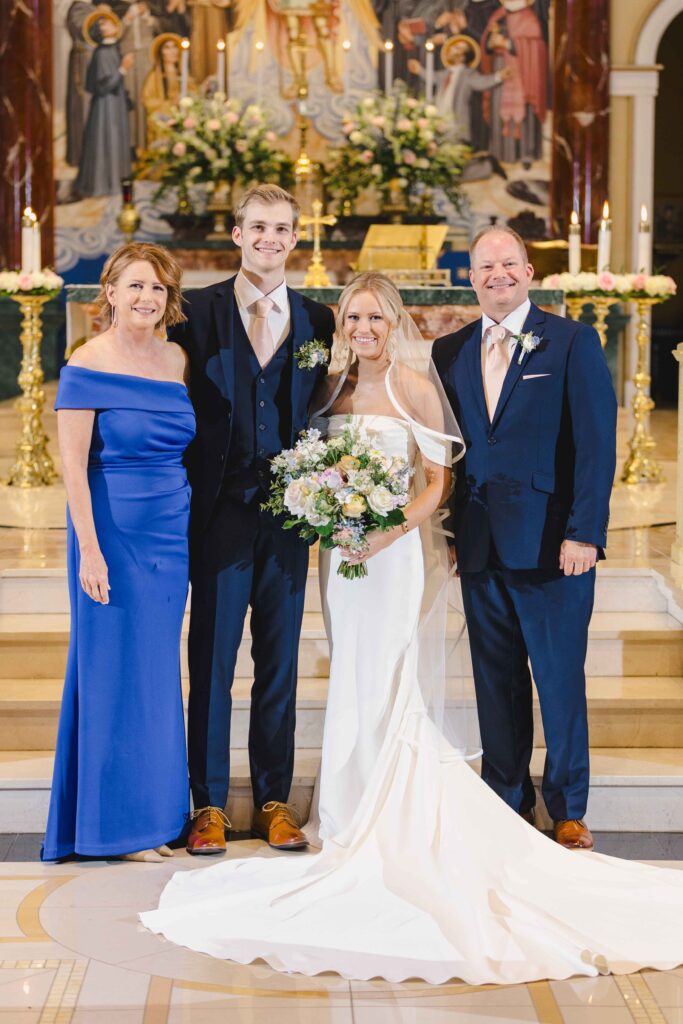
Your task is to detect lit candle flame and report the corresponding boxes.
[570,210,578,226]
[425,40,435,52]
[640,204,648,223]
[384,40,394,52]
[342,39,351,51]
[602,200,610,221]
[255,39,265,51]
[217,39,225,51]
[181,38,189,50]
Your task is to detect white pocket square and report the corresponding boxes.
[522,373,551,380]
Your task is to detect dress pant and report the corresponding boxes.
[460,561,595,821]
[187,494,308,811]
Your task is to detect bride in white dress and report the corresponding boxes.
[141,272,683,985]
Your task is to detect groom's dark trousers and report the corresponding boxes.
[170,277,334,811]
[433,303,617,821]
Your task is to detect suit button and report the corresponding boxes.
[259,377,265,385]
[259,400,265,408]
[218,452,225,462]
[488,437,497,446]
[258,423,266,431]
[258,448,265,456]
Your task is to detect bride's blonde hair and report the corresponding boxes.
[334,272,402,367]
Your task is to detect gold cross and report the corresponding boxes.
[300,199,337,287]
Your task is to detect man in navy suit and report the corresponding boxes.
[432,225,617,849]
[170,185,334,854]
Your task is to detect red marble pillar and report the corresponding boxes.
[550,0,610,243]
[0,0,56,270]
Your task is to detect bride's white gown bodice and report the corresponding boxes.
[141,416,683,985]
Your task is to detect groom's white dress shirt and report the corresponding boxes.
[234,271,291,355]
[481,298,531,364]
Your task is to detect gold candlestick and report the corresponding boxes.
[565,295,610,348]
[565,295,586,322]
[621,296,663,485]
[7,294,58,488]
[300,199,337,287]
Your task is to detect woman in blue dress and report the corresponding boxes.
[42,242,195,862]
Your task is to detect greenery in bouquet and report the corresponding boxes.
[0,270,64,296]
[262,421,413,580]
[136,94,295,203]
[542,271,677,301]
[323,85,470,213]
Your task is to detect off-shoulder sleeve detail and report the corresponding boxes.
[54,366,191,413]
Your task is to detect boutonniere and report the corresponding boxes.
[295,339,330,370]
[511,331,541,364]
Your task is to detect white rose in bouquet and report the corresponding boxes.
[367,485,395,516]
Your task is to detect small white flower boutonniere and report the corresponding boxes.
[511,331,541,365]
[295,339,330,370]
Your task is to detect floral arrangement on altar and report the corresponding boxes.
[323,85,470,213]
[262,421,412,580]
[0,270,64,296]
[541,271,677,301]
[137,94,295,205]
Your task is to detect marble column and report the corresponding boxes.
[0,0,56,271]
[550,0,609,243]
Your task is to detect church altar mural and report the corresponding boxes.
[51,0,553,275]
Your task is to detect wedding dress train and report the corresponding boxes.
[141,415,683,985]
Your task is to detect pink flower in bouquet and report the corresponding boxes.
[182,117,196,129]
[371,115,386,128]
[342,121,355,135]
[417,117,429,129]
[235,139,248,153]
[406,98,418,109]
[206,118,221,131]
[226,111,239,124]
[320,468,344,489]
[401,149,417,165]
[18,273,34,291]
[265,130,277,142]
[360,149,374,163]
[597,271,616,291]
[396,118,412,132]
[172,142,187,157]
[632,273,647,291]
[427,141,437,155]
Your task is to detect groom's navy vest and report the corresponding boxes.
[222,304,293,502]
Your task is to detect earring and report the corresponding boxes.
[110,304,117,326]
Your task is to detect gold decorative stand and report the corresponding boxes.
[300,199,337,287]
[7,294,58,488]
[565,294,611,348]
[621,296,663,485]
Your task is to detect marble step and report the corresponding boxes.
[0,566,678,617]
[3,747,683,834]
[1,676,682,751]
[0,609,681,680]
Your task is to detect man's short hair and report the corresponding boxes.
[234,184,300,232]
[470,225,529,265]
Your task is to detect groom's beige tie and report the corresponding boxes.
[484,324,510,420]
[249,297,275,368]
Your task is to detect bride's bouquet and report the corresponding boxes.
[263,420,413,579]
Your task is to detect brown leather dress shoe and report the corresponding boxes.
[252,801,308,850]
[554,818,594,849]
[186,806,230,855]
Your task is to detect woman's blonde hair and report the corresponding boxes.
[96,242,186,328]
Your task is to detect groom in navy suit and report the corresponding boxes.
[433,225,617,849]
[171,185,334,854]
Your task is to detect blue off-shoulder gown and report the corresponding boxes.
[42,367,196,860]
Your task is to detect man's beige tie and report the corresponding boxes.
[484,324,509,420]
[249,297,274,368]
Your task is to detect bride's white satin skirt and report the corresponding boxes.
[141,540,683,985]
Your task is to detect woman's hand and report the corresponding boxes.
[343,527,398,566]
[79,547,111,604]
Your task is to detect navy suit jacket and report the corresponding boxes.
[169,275,335,532]
[432,303,617,571]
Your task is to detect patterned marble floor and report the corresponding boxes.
[0,850,681,1023]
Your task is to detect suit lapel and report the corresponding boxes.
[462,319,489,427]
[288,287,314,422]
[490,302,546,429]
[210,278,237,404]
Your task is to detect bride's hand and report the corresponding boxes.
[344,528,396,565]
